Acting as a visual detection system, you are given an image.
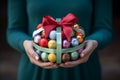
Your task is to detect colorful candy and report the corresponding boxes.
[39,38,48,47]
[49,30,56,40]
[48,40,56,49]
[63,40,70,48]
[71,51,79,60]
[33,22,85,63]
[48,53,56,63]
[73,24,80,29]
[41,30,45,38]
[41,52,48,62]
[36,23,42,29]
[62,53,70,62]
[77,35,84,43]
[34,35,41,43]
[35,49,41,55]
[33,27,44,37]
[76,30,85,38]
[71,38,79,47]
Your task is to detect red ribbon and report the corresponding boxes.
[42,13,78,41]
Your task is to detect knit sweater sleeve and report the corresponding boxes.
[86,0,113,49]
[7,0,32,53]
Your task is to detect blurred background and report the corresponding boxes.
[0,0,120,80]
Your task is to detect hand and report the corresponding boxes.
[23,40,58,69]
[59,40,98,68]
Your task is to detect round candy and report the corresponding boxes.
[35,49,41,55]
[71,51,79,60]
[34,35,41,43]
[76,31,85,38]
[39,38,48,47]
[49,30,56,40]
[36,23,42,29]
[48,53,56,63]
[48,40,56,49]
[73,24,80,29]
[63,40,70,48]
[71,38,79,47]
[41,30,45,38]
[77,35,84,43]
[41,52,48,62]
[32,30,40,38]
[62,53,70,62]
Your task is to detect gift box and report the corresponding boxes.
[32,13,86,64]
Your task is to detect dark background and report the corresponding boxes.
[0,0,120,80]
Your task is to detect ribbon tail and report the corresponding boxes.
[42,16,58,38]
[63,27,72,41]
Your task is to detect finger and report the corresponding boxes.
[43,64,58,69]
[60,60,80,68]
[80,41,93,57]
[64,55,89,66]
[28,48,39,60]
[30,56,55,68]
[60,63,73,68]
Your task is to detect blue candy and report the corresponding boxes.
[49,30,56,40]
[71,38,79,46]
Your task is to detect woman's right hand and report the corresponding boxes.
[23,40,58,69]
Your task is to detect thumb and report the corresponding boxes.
[80,41,93,57]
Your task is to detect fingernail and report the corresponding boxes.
[80,53,84,57]
[35,56,39,60]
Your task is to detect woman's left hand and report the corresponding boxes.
[59,40,98,68]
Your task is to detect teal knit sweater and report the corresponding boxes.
[7,0,112,80]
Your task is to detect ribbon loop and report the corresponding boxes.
[42,13,78,41]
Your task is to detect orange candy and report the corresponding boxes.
[76,31,85,38]
[77,35,84,43]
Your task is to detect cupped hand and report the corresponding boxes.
[59,40,98,68]
[23,40,58,69]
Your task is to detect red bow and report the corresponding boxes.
[42,13,78,41]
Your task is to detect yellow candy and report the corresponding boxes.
[48,53,56,63]
[77,35,84,43]
[48,40,56,49]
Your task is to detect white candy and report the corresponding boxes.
[34,35,41,43]
[32,27,44,37]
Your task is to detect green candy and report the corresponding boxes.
[71,51,79,60]
[41,52,48,62]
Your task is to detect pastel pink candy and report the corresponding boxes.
[34,35,41,43]
[63,40,70,48]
